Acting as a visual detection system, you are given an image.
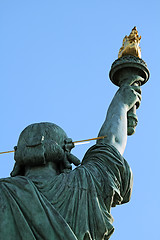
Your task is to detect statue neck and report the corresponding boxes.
[25,162,58,180]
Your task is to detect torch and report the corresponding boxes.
[109,27,150,135]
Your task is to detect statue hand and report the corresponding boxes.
[117,85,142,111]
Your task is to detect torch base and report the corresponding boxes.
[109,55,150,87]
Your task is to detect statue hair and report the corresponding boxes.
[11,122,73,176]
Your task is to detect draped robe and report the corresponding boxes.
[0,143,133,240]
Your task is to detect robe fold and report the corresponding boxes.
[0,143,133,240]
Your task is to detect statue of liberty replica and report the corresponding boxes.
[0,27,149,240]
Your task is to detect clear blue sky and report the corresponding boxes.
[0,1,159,239]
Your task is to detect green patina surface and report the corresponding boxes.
[0,56,149,239]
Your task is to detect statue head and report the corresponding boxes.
[16,122,68,149]
[11,122,80,176]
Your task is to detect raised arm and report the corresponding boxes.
[97,85,141,155]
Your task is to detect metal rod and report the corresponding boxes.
[0,135,107,155]
[73,135,107,144]
[0,150,14,155]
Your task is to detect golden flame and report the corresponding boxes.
[118,27,141,58]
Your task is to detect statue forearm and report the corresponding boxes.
[97,85,141,155]
[97,93,128,155]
